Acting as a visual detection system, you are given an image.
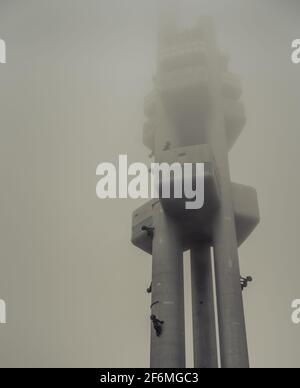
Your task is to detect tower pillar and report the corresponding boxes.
[150,202,185,368]
[191,243,218,368]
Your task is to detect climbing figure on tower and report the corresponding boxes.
[240,276,253,291]
[142,225,155,238]
[150,314,164,337]
[147,282,152,294]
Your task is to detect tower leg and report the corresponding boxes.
[150,202,185,368]
[191,243,218,369]
[202,18,249,368]
[213,218,249,368]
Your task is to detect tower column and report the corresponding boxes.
[203,19,249,368]
[191,243,218,368]
[150,202,185,368]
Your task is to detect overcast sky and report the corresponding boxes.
[0,0,299,367]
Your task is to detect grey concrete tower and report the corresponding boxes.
[131,12,259,369]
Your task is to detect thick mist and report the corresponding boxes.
[0,0,299,367]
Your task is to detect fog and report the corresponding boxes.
[0,0,299,367]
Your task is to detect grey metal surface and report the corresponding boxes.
[191,243,218,368]
[150,202,186,368]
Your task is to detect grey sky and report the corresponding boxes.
[0,0,299,367]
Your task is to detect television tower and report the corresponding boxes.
[131,12,259,369]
